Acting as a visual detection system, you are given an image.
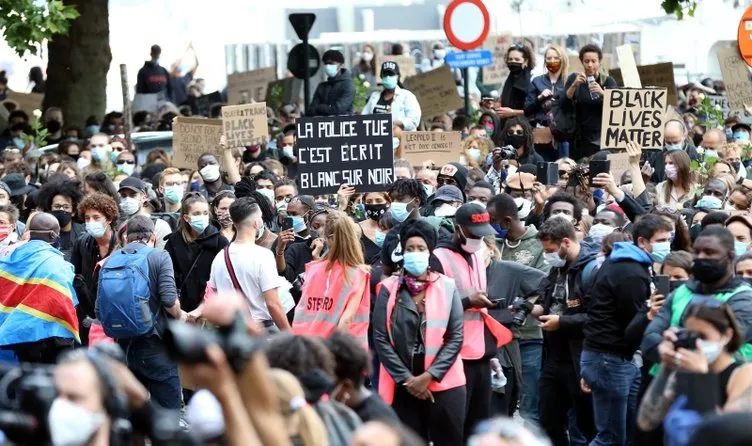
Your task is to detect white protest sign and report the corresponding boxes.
[615,44,642,88]
[600,88,667,150]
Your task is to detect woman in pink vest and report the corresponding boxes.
[373,219,467,446]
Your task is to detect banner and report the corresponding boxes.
[482,34,513,85]
[403,65,463,118]
[401,131,462,166]
[376,55,416,83]
[610,62,678,105]
[707,94,730,116]
[226,67,277,105]
[717,47,752,112]
[295,114,394,195]
[221,103,269,148]
[171,117,224,169]
[4,91,43,116]
[600,88,667,150]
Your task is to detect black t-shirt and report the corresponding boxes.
[373,94,393,115]
[351,394,399,423]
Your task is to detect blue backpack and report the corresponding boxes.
[96,246,155,339]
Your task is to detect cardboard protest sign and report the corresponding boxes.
[5,91,43,116]
[295,114,394,195]
[266,78,302,111]
[568,54,614,75]
[607,152,631,184]
[716,47,752,112]
[227,67,277,105]
[615,44,642,88]
[401,131,462,166]
[707,94,730,116]
[132,93,159,113]
[402,65,463,118]
[482,34,513,85]
[376,55,416,83]
[600,88,667,150]
[171,117,224,169]
[221,103,269,149]
[610,63,678,105]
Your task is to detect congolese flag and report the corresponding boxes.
[0,240,80,345]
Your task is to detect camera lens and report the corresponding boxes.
[162,321,217,363]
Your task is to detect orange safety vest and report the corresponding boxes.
[292,260,370,350]
[433,248,512,360]
[377,273,466,405]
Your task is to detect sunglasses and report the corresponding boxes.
[116,160,135,165]
[509,43,525,51]
[507,130,525,136]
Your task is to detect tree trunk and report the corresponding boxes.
[44,0,111,129]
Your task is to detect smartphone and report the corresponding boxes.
[653,275,670,297]
[536,162,559,186]
[282,217,294,231]
[588,160,611,186]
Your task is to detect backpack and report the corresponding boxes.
[96,246,155,339]
[580,258,601,292]
[548,100,575,140]
[151,212,179,231]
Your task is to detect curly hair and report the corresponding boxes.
[265,334,336,380]
[233,176,275,226]
[77,192,119,228]
[387,178,428,207]
[37,178,84,214]
[325,331,369,387]
[501,116,534,155]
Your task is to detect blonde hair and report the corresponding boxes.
[720,142,743,160]
[482,234,502,262]
[461,136,494,168]
[324,210,365,270]
[159,167,182,187]
[544,44,569,79]
[269,369,329,446]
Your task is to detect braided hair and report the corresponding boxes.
[233,176,275,227]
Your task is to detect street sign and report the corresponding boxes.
[443,0,490,51]
[445,50,493,69]
[289,13,316,41]
[287,43,320,79]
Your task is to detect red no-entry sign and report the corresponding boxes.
[443,0,491,51]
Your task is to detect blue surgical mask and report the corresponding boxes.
[12,137,24,149]
[110,150,118,163]
[119,163,135,176]
[664,143,682,152]
[324,64,338,78]
[190,215,209,233]
[390,200,413,222]
[382,75,398,90]
[291,215,307,233]
[423,183,434,197]
[725,128,733,140]
[650,241,671,263]
[403,251,430,276]
[491,223,508,239]
[733,132,750,142]
[468,148,482,161]
[374,231,386,248]
[120,197,140,216]
[735,240,749,257]
[696,195,723,210]
[85,221,106,238]
[164,185,184,204]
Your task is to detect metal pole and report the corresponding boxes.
[119,64,132,148]
[303,37,311,112]
[463,67,470,116]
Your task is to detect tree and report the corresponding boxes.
[0,0,79,57]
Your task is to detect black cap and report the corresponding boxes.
[430,185,464,205]
[322,49,345,64]
[119,177,146,194]
[1,173,31,197]
[380,61,400,77]
[455,203,494,238]
[732,122,752,133]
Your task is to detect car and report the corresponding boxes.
[29,131,174,166]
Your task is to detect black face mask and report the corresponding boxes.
[52,210,72,228]
[365,204,388,221]
[690,223,702,242]
[692,258,729,284]
[507,134,526,150]
[732,161,742,172]
[669,279,688,292]
[744,277,752,287]
[46,120,61,133]
[693,133,703,147]
[507,62,523,74]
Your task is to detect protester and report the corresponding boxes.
[496,43,534,127]
[308,49,355,117]
[118,177,171,248]
[352,44,377,86]
[362,61,421,132]
[136,44,172,99]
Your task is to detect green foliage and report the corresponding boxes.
[696,96,725,129]
[0,0,79,57]
[661,0,698,19]
[352,74,371,113]
[690,149,718,187]
[22,111,48,151]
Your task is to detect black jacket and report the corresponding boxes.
[372,276,464,384]
[500,68,532,128]
[136,61,172,96]
[542,240,599,367]
[307,68,355,117]
[164,226,229,312]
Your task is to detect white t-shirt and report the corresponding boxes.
[208,241,280,321]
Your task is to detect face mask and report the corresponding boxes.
[52,210,72,228]
[664,164,678,181]
[507,134,526,149]
[119,163,135,176]
[649,240,671,263]
[733,132,750,142]
[77,157,91,170]
[12,137,25,149]
[48,397,105,446]
[665,142,682,152]
[491,223,508,239]
[704,149,719,159]
[736,240,750,257]
[669,279,688,292]
[276,199,288,214]
[392,136,401,150]
[548,212,574,224]
[365,203,388,221]
[403,251,430,276]
[200,164,221,182]
[483,122,495,133]
[84,125,100,137]
[291,215,307,233]
[85,221,106,238]
[459,227,483,253]
[382,75,398,90]
[164,185,184,204]
[190,215,210,233]
[390,201,413,222]
[423,183,434,196]
[109,150,119,163]
[545,60,561,73]
[374,231,386,247]
[692,258,729,283]
[507,62,524,74]
[693,133,703,147]
[468,147,481,161]
[191,180,201,191]
[514,197,532,220]
[433,49,446,59]
[255,219,265,240]
[696,195,723,210]
[435,203,458,217]
[588,223,616,242]
[545,250,567,268]
[362,52,374,62]
[699,339,724,362]
[281,145,295,159]
[120,197,140,216]
[469,200,486,208]
[218,212,233,228]
[258,188,275,204]
[732,161,742,172]
[91,147,105,161]
[324,63,339,78]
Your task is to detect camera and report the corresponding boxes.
[499,145,517,160]
[163,312,264,373]
[511,298,534,326]
[673,328,699,350]
[0,363,56,445]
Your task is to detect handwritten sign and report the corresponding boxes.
[607,152,631,184]
[171,117,224,169]
[376,55,416,83]
[402,65,463,118]
[717,47,752,112]
[221,103,269,149]
[610,62,678,105]
[482,34,513,85]
[600,88,667,150]
[4,91,43,116]
[568,54,614,75]
[295,114,394,195]
[707,94,730,116]
[401,131,462,166]
[227,67,277,105]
